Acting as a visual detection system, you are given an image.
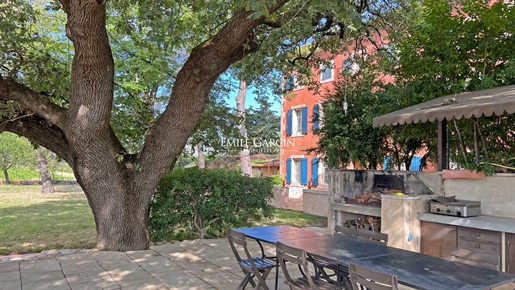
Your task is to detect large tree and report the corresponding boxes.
[0,0,408,250]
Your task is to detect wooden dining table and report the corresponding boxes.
[234,225,515,290]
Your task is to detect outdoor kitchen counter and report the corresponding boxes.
[418,212,515,234]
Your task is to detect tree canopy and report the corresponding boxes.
[313,0,515,172]
[1,0,413,250]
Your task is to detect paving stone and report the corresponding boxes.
[166,251,205,265]
[66,272,119,290]
[0,262,19,273]
[0,280,22,290]
[152,270,212,289]
[135,256,183,273]
[124,250,160,260]
[90,251,133,266]
[57,253,97,264]
[19,260,62,273]
[61,261,105,276]
[22,278,70,290]
[0,269,20,282]
[21,270,66,284]
[150,243,184,254]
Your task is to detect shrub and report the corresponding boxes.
[269,174,283,186]
[149,167,275,241]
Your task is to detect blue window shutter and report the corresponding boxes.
[286,158,292,184]
[312,158,319,186]
[313,104,320,130]
[301,106,308,134]
[286,109,293,135]
[301,158,308,185]
[285,75,294,90]
[410,156,422,171]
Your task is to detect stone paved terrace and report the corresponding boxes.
[1,227,514,290]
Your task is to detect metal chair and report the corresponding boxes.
[227,229,277,290]
[349,263,399,290]
[356,229,389,245]
[449,247,500,271]
[276,241,340,289]
[312,226,388,287]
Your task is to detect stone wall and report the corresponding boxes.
[444,173,515,218]
[302,189,329,217]
[327,169,515,252]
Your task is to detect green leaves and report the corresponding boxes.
[0,133,37,182]
[149,168,275,241]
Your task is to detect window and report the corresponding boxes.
[285,74,305,90]
[286,107,308,136]
[286,158,308,185]
[293,159,302,184]
[294,109,302,134]
[312,158,328,186]
[313,104,323,130]
[320,61,334,82]
[342,55,359,74]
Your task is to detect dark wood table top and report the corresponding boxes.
[283,235,515,290]
[233,225,327,244]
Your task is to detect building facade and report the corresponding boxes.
[279,40,432,192]
[280,51,354,192]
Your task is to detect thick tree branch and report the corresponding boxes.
[0,114,74,166]
[138,1,290,186]
[0,77,67,128]
[59,0,70,15]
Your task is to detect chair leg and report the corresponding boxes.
[238,273,253,290]
[254,268,272,290]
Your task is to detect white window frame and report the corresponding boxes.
[320,60,334,83]
[292,158,302,185]
[292,108,303,135]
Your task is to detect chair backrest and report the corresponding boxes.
[449,247,500,271]
[227,228,247,263]
[334,225,359,237]
[349,263,398,290]
[357,229,389,245]
[335,225,388,245]
[276,241,317,288]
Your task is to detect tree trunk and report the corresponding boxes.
[198,142,205,168]
[236,80,252,176]
[0,0,289,251]
[37,149,55,193]
[83,181,151,251]
[3,168,10,184]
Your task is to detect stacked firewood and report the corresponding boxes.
[354,189,405,204]
[354,192,382,203]
[343,216,382,232]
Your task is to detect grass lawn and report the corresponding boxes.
[0,183,326,255]
[0,184,96,255]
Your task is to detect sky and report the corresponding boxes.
[226,84,282,115]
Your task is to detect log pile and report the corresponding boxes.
[343,216,381,232]
[353,189,404,204]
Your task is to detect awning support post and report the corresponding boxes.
[438,120,448,171]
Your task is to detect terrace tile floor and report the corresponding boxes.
[0,227,513,290]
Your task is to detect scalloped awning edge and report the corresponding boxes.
[373,85,515,127]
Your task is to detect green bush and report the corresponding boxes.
[149,167,275,241]
[269,174,283,186]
